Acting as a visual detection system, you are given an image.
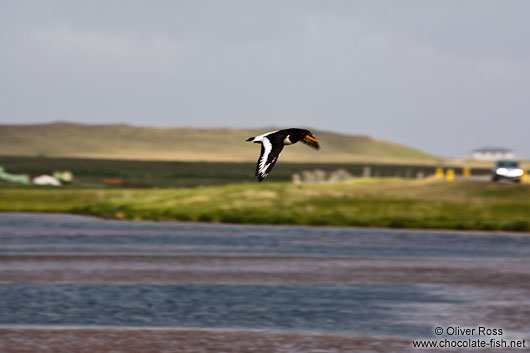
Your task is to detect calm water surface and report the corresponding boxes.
[1,213,529,257]
[1,213,529,339]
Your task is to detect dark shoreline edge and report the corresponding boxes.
[1,211,529,236]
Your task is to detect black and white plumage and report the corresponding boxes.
[246,128,320,182]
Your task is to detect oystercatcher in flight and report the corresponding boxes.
[246,128,320,182]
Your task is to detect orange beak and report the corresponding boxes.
[305,135,319,143]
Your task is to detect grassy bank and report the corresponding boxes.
[1,179,529,232]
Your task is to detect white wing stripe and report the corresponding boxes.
[258,137,272,177]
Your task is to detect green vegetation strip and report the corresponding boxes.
[0,155,452,188]
[1,179,529,232]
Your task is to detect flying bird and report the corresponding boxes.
[246,128,320,182]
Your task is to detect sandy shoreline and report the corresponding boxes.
[1,254,530,290]
[0,327,439,353]
[1,327,517,353]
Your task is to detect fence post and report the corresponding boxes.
[522,171,529,184]
[446,169,455,182]
[362,166,371,178]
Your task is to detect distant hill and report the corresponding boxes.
[0,122,439,163]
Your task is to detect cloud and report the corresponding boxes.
[16,26,179,75]
[1,0,529,157]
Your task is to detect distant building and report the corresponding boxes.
[471,147,515,161]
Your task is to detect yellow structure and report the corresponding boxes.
[435,168,444,178]
[462,167,471,177]
[446,168,455,182]
[522,171,529,184]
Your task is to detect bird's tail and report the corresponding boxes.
[246,137,255,142]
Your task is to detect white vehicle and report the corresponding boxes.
[491,160,523,183]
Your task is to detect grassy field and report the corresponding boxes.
[0,122,439,163]
[1,178,529,232]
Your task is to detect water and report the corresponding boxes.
[0,284,455,337]
[1,212,529,343]
[1,213,529,258]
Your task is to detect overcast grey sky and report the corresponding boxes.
[1,1,529,157]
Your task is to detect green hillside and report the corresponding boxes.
[0,122,439,163]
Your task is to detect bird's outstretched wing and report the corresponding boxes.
[256,137,284,182]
